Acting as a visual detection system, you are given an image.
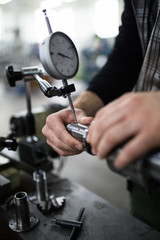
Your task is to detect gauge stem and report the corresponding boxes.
[42,9,52,34]
[62,79,78,124]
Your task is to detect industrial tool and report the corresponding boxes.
[6,10,92,155]
[0,135,18,200]
[0,135,18,152]
[30,170,65,214]
[38,10,92,153]
[51,219,82,229]
[6,65,42,87]
[9,191,39,232]
[39,9,79,124]
[51,207,85,240]
[6,65,53,170]
[69,207,85,240]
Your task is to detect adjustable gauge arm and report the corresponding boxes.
[6,65,43,87]
[6,65,76,98]
[34,74,76,98]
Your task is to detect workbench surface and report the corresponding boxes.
[1,174,160,240]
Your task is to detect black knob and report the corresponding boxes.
[6,65,23,87]
[0,137,18,151]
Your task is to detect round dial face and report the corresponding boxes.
[49,32,79,79]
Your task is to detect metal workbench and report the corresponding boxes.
[1,173,160,240]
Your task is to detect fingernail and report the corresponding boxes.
[75,144,82,150]
[114,160,122,169]
[86,135,90,142]
[81,117,88,124]
[92,148,96,155]
[81,117,88,121]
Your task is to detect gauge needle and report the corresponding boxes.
[58,52,73,59]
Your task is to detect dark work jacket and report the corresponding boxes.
[87,0,159,104]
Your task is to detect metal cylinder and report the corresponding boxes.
[14,192,30,231]
[9,191,39,232]
[33,170,48,203]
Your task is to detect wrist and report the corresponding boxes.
[73,91,104,117]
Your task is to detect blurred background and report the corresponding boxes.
[0,0,130,212]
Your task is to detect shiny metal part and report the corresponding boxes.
[34,74,52,96]
[67,123,88,143]
[21,66,42,76]
[50,194,65,209]
[33,170,48,203]
[32,170,65,213]
[42,9,52,34]
[66,123,92,154]
[9,192,39,232]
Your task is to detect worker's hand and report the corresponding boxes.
[87,92,160,169]
[42,108,93,156]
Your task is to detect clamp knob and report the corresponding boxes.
[6,65,23,87]
[0,136,18,151]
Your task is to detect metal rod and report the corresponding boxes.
[33,170,49,203]
[69,207,85,240]
[25,81,32,115]
[62,79,78,124]
[42,9,52,34]
[51,219,82,228]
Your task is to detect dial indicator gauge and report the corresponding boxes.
[39,31,79,79]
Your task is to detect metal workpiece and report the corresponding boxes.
[9,192,39,232]
[32,170,65,213]
[33,170,48,203]
[66,123,92,154]
[49,194,66,210]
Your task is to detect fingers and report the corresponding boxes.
[87,106,130,155]
[86,92,160,168]
[89,119,137,158]
[87,94,134,146]
[42,108,90,156]
[79,116,94,125]
[42,122,83,156]
[46,138,83,156]
[114,132,155,169]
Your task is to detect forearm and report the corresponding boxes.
[73,90,104,117]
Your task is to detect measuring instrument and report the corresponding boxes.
[39,9,79,123]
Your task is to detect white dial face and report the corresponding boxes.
[49,32,79,78]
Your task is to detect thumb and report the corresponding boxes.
[79,116,94,125]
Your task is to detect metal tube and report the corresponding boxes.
[9,191,39,232]
[25,81,32,115]
[33,170,48,203]
[14,192,30,231]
